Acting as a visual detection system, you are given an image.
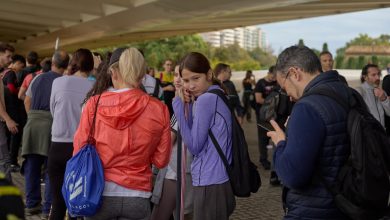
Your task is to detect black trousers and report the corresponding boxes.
[47,142,76,220]
[256,113,270,163]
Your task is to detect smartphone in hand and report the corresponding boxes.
[257,121,275,132]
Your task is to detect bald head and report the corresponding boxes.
[52,50,69,70]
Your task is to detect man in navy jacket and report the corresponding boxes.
[268,45,350,219]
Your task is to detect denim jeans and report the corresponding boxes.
[23,154,51,214]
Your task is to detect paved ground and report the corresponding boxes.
[12,116,283,220]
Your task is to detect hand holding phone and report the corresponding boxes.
[266,120,286,145]
[257,122,274,132]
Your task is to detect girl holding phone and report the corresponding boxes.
[172,52,235,220]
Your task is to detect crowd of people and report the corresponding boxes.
[0,41,389,220]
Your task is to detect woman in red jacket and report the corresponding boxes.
[73,47,171,220]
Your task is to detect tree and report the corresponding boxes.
[298,39,305,47]
[357,56,366,69]
[132,35,210,69]
[372,55,379,65]
[335,55,344,69]
[248,47,276,69]
[322,43,329,52]
[311,48,321,57]
[93,34,275,71]
[347,57,357,69]
[335,33,390,69]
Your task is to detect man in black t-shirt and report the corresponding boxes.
[2,55,25,171]
[215,63,245,123]
[254,66,277,170]
[16,51,40,87]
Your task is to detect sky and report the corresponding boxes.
[259,7,390,55]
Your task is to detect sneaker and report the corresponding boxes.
[25,204,42,216]
[270,171,281,186]
[9,164,20,172]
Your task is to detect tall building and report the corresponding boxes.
[200,26,267,50]
[221,29,235,46]
[199,31,221,47]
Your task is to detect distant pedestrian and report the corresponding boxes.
[242,70,256,121]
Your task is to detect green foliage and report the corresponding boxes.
[298,39,305,47]
[335,55,344,69]
[357,56,366,69]
[322,43,329,52]
[130,35,210,69]
[346,57,357,69]
[335,34,390,69]
[209,44,263,70]
[371,55,378,65]
[311,48,321,57]
[93,34,275,71]
[248,47,276,69]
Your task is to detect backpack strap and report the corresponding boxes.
[208,89,234,112]
[208,129,231,173]
[207,89,234,173]
[302,87,349,112]
[87,94,102,145]
[152,79,160,98]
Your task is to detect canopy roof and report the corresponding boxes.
[1,0,389,56]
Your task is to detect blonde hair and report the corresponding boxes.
[119,48,146,87]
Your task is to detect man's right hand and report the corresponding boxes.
[374,88,387,101]
[267,120,285,146]
[5,119,18,134]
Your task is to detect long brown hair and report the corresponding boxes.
[83,56,113,104]
[179,52,224,90]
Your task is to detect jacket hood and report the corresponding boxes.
[96,89,150,129]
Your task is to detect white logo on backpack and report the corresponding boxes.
[69,174,86,201]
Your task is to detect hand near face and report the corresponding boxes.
[374,88,387,101]
[267,120,286,145]
[178,88,192,103]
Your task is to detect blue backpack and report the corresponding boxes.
[62,95,104,217]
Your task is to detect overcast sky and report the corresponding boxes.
[260,7,390,55]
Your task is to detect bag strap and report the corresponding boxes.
[302,87,349,111]
[87,94,102,145]
[152,79,160,98]
[207,89,233,174]
[208,89,234,113]
[208,129,231,173]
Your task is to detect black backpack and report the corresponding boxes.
[208,89,261,197]
[304,87,390,220]
[258,90,280,122]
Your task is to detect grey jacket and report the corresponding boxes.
[356,82,390,127]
